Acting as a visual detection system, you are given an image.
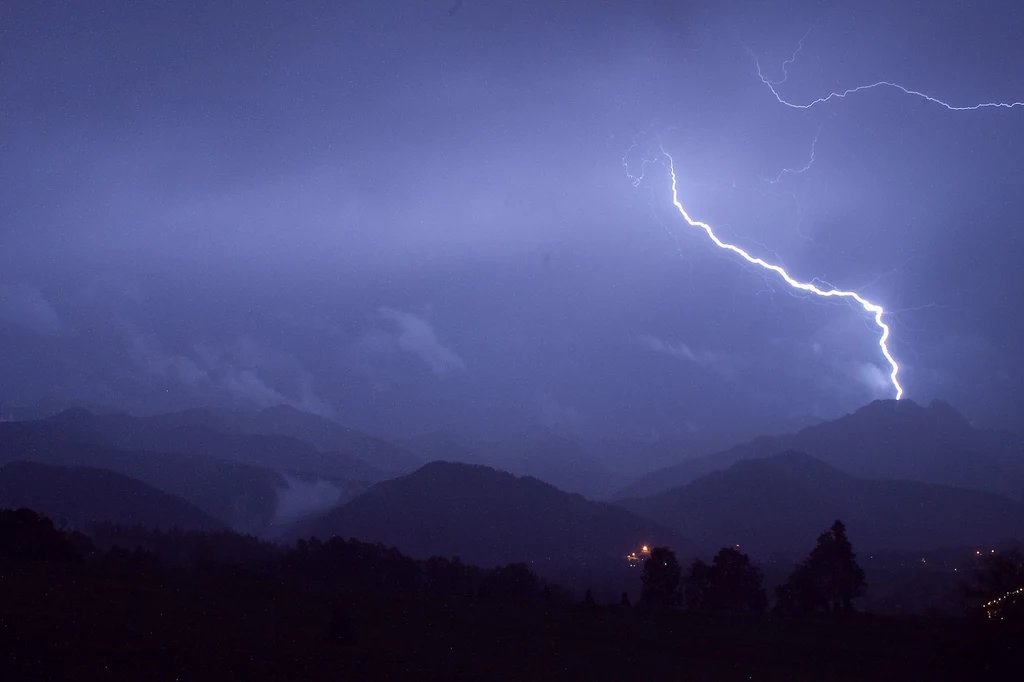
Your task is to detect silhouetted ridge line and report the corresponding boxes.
[296,460,685,569]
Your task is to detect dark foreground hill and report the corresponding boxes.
[619,399,1024,499]
[0,461,223,532]
[297,461,682,569]
[1,510,1013,681]
[623,452,1024,558]
[2,562,989,682]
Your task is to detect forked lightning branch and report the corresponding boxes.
[629,38,1024,399]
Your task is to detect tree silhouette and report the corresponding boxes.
[0,508,82,562]
[776,520,865,615]
[809,520,865,612]
[775,562,827,615]
[691,548,767,612]
[480,562,541,602]
[422,556,480,597]
[682,558,710,610]
[641,546,681,608]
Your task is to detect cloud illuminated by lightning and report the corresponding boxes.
[627,148,902,399]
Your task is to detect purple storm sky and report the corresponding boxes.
[1,0,1022,438]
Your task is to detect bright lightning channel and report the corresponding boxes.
[656,149,903,399]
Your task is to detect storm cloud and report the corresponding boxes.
[2,0,1022,436]
[0,283,63,336]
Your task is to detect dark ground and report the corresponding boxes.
[0,560,1014,682]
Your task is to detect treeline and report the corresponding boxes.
[0,508,92,562]
[1,508,561,605]
[3,508,1022,620]
[641,519,1024,620]
[285,537,564,602]
[640,520,864,615]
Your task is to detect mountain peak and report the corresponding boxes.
[407,460,542,490]
[850,398,971,432]
[259,404,308,419]
[855,398,919,416]
[925,398,971,427]
[297,458,683,568]
[617,394,1010,500]
[726,450,845,482]
[759,449,833,468]
[414,459,498,477]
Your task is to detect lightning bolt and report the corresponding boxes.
[629,148,902,399]
[635,37,1023,400]
[752,36,1024,111]
[768,126,820,184]
[761,74,1024,111]
[762,27,813,87]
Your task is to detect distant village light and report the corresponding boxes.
[627,545,651,566]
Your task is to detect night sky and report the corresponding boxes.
[2,0,1022,439]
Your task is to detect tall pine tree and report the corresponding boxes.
[776,520,866,614]
[641,546,682,608]
[807,520,866,612]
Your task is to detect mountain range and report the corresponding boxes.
[41,406,419,480]
[0,460,223,532]
[617,399,1024,500]
[1,398,1021,563]
[622,451,1024,558]
[295,461,682,568]
[0,421,284,533]
[0,407,406,533]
